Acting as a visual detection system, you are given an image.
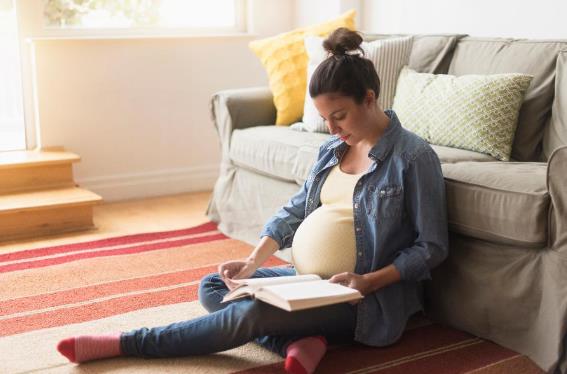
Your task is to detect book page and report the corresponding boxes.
[231,274,321,287]
[222,273,321,303]
[256,280,363,311]
[261,280,360,301]
[222,286,254,302]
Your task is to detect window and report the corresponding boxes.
[43,0,246,34]
[0,0,26,151]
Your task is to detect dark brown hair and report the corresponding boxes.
[309,28,380,104]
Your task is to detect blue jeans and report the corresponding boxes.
[120,266,357,358]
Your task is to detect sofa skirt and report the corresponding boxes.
[427,233,567,373]
[206,162,300,249]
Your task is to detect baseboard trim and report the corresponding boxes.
[76,165,218,202]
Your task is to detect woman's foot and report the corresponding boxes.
[57,333,123,363]
[284,336,327,374]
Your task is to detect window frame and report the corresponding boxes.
[38,0,248,38]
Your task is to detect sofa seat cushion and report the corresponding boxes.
[231,126,502,185]
[431,145,497,163]
[442,162,549,247]
[291,142,500,184]
[229,126,330,182]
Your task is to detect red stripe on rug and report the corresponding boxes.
[0,221,218,263]
[236,323,538,374]
[0,233,227,274]
[0,257,288,317]
[366,340,519,374]
[0,283,201,337]
[234,323,500,374]
[465,355,544,374]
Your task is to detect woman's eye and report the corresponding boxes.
[320,113,346,122]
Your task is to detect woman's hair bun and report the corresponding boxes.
[322,27,364,56]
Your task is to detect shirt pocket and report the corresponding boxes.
[367,184,403,218]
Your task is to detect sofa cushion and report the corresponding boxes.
[442,162,549,247]
[291,139,500,184]
[301,35,413,133]
[248,10,356,126]
[229,126,330,182]
[448,37,567,162]
[292,143,322,184]
[430,145,497,163]
[393,67,532,161]
[365,34,465,74]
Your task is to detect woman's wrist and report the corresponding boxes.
[245,254,261,268]
[247,236,280,268]
[362,264,402,293]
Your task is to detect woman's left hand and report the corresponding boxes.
[329,272,374,297]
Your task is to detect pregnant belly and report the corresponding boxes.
[291,205,357,279]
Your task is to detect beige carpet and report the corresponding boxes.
[0,222,543,373]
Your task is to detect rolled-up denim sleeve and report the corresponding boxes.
[393,148,449,281]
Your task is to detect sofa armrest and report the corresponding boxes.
[547,145,567,250]
[210,87,276,155]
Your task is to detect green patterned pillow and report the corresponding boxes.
[392,67,533,161]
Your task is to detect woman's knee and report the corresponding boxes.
[197,272,220,299]
[198,272,226,311]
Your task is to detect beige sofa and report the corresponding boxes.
[206,34,567,373]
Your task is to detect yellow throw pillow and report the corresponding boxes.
[249,10,356,125]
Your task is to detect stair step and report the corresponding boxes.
[0,187,102,241]
[0,150,80,170]
[0,150,81,193]
[0,149,103,241]
[0,205,96,241]
[0,187,102,214]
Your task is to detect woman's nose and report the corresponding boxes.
[327,120,339,134]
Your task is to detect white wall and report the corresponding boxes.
[294,0,361,28]
[20,0,564,203]
[16,0,294,201]
[362,0,567,39]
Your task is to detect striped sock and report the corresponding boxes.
[57,333,122,363]
[284,336,327,374]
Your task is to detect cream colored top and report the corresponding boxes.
[291,164,363,279]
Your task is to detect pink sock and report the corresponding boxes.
[284,336,327,374]
[57,333,122,363]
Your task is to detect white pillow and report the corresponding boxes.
[300,35,413,133]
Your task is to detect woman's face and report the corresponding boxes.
[313,91,377,147]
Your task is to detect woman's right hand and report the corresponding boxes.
[218,259,257,290]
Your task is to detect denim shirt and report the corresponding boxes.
[260,110,449,347]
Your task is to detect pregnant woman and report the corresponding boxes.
[57,28,449,374]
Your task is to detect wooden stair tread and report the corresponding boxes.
[0,150,80,170]
[0,187,102,213]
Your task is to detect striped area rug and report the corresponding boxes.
[0,222,543,373]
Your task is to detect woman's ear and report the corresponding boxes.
[364,89,376,107]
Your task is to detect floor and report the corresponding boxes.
[0,191,212,253]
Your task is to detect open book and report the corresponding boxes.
[222,274,363,312]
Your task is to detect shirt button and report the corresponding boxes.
[358,252,363,256]
[356,227,361,232]
[354,203,359,209]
